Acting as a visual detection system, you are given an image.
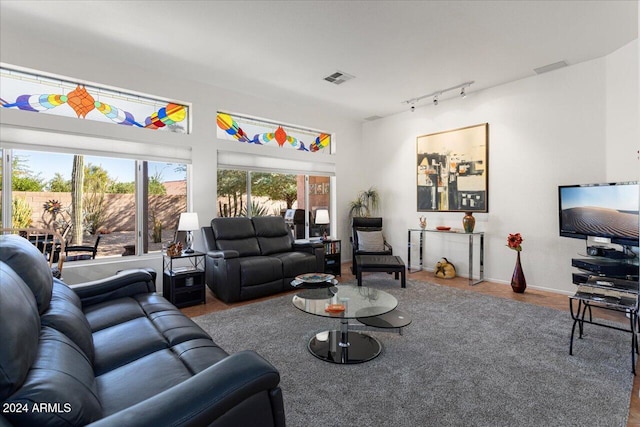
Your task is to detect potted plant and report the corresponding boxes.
[348,187,380,218]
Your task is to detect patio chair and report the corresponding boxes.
[350,217,393,274]
[65,234,101,261]
[1,228,65,277]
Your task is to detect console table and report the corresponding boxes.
[407,228,484,286]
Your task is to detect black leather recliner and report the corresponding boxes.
[0,234,285,427]
[202,216,324,303]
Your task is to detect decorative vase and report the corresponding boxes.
[511,251,526,293]
[462,211,475,233]
[419,216,427,230]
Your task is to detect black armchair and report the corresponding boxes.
[351,217,393,273]
[65,235,101,261]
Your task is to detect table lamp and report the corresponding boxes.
[178,212,199,253]
[315,209,330,241]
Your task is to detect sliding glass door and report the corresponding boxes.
[216,169,331,238]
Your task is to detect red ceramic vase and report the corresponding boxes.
[511,251,526,293]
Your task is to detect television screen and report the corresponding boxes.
[559,182,639,247]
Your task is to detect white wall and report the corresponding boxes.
[0,29,365,285]
[605,39,639,181]
[362,40,638,294]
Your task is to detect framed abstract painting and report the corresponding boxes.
[417,123,489,212]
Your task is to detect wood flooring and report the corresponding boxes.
[180,263,640,426]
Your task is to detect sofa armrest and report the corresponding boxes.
[86,351,284,427]
[293,241,323,252]
[71,269,156,307]
[207,249,240,259]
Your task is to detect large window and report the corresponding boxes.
[1,148,187,259]
[217,169,331,238]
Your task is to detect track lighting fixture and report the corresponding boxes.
[401,81,474,108]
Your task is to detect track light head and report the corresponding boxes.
[433,95,439,106]
[460,87,466,98]
[410,105,415,112]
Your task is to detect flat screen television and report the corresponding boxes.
[558,181,639,247]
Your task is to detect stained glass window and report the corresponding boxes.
[216,111,331,154]
[1,67,189,133]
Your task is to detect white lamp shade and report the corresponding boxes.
[315,209,330,225]
[178,212,199,231]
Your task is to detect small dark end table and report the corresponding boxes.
[355,255,406,288]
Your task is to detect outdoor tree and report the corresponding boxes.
[48,173,71,192]
[108,181,135,194]
[0,155,45,191]
[217,170,247,217]
[252,173,297,209]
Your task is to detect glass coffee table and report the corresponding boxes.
[292,284,398,364]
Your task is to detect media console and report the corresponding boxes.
[569,251,639,373]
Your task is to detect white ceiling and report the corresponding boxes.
[1,1,637,121]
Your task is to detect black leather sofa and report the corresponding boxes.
[0,234,285,427]
[202,216,324,303]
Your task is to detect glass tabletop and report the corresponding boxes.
[292,285,397,319]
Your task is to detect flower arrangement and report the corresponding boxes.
[507,233,523,251]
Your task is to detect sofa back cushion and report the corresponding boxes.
[41,281,95,362]
[0,262,40,401]
[0,234,53,314]
[252,216,293,255]
[211,217,261,257]
[3,327,102,426]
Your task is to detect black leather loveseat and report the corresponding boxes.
[202,216,324,303]
[0,234,285,427]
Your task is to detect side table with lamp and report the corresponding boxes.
[163,212,206,307]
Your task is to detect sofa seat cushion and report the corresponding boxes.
[92,317,168,376]
[97,349,192,417]
[238,256,282,287]
[147,311,213,346]
[83,297,146,332]
[172,338,229,374]
[3,327,101,427]
[272,251,319,279]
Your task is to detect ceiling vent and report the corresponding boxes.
[323,71,355,85]
[534,60,568,75]
[364,115,383,121]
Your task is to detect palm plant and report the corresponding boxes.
[348,187,380,218]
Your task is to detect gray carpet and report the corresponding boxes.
[193,277,634,427]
